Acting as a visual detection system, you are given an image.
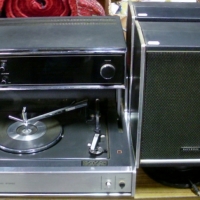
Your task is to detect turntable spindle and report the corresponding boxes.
[22,107,28,126]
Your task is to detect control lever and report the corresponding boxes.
[89,133,104,155]
[8,100,88,125]
[95,99,100,133]
[89,99,104,155]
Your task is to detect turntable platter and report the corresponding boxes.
[0,118,62,154]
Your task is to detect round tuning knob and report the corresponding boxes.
[100,64,115,80]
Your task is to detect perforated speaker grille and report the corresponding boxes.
[141,51,200,160]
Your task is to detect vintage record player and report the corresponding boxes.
[0,16,135,196]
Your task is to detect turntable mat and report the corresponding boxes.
[0,118,62,154]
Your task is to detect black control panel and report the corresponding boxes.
[0,54,125,86]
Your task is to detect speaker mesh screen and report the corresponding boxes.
[141,52,200,160]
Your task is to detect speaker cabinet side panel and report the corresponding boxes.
[130,21,146,167]
[140,51,200,166]
[127,2,137,114]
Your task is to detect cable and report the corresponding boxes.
[189,180,200,197]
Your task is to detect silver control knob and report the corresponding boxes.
[1,76,7,84]
[0,61,6,71]
[100,64,115,80]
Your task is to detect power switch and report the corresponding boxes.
[105,180,112,188]
[102,176,115,191]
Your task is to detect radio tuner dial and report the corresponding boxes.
[100,64,115,80]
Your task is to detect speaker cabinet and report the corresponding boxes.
[133,21,200,167]
[126,2,200,167]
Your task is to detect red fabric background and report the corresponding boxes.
[69,0,105,16]
[0,0,4,13]
[0,0,105,17]
[5,0,71,17]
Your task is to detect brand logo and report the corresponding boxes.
[82,160,108,166]
[180,147,200,152]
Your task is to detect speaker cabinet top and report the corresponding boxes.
[137,21,200,51]
[0,16,126,53]
[129,2,200,21]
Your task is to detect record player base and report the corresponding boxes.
[0,168,197,199]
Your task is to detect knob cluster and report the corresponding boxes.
[104,179,126,189]
[0,61,8,84]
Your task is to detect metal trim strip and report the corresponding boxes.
[127,1,136,112]
[0,50,126,56]
[141,159,200,164]
[0,85,125,90]
[0,193,132,197]
[134,20,146,168]
[121,103,136,197]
